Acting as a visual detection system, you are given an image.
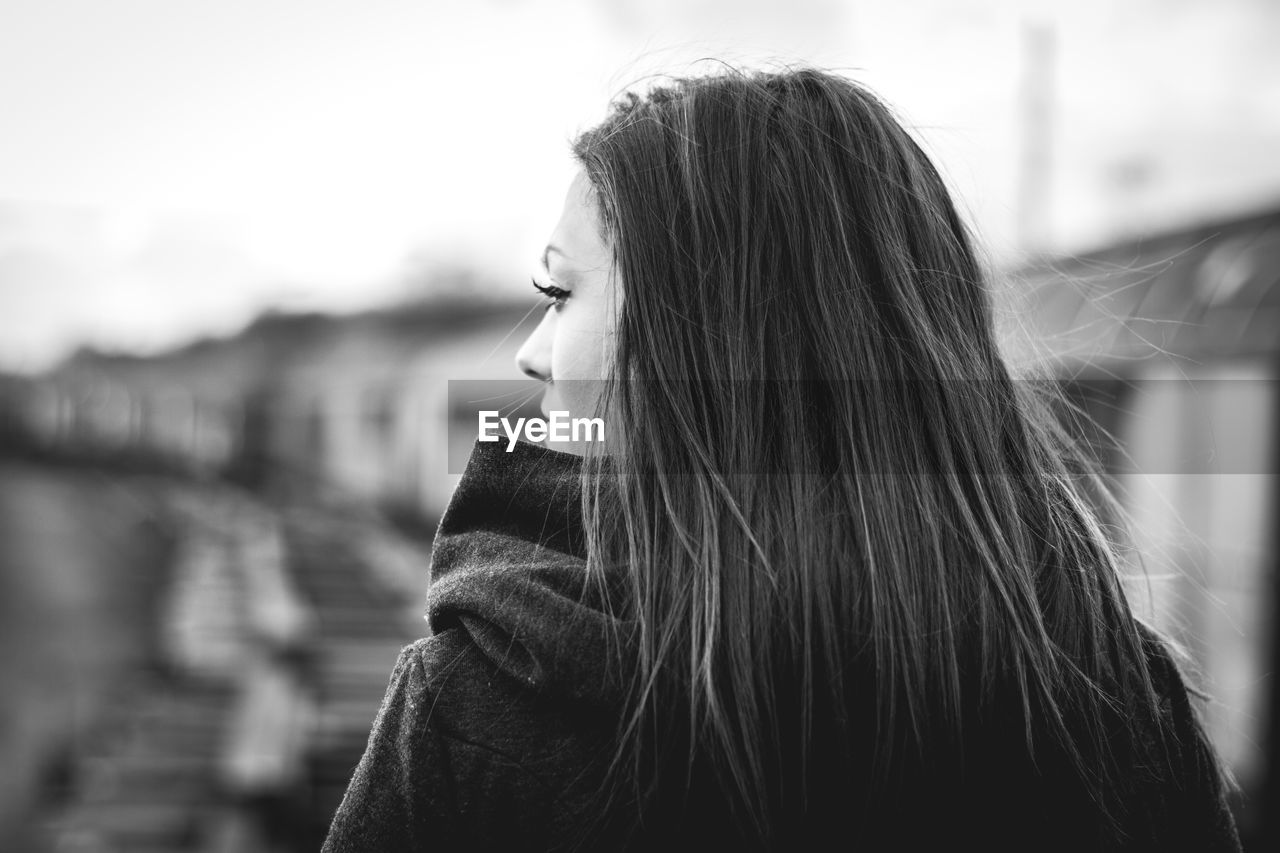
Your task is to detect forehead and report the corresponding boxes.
[548,171,610,270]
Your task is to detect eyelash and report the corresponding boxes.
[532,277,570,308]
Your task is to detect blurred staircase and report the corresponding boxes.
[279,510,426,845]
[32,489,429,853]
[40,674,237,853]
[35,486,293,853]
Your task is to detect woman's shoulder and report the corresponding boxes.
[1132,621,1217,747]
[1124,622,1242,852]
[322,629,616,853]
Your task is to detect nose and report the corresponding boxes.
[515,308,554,382]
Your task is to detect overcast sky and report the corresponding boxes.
[2,0,1279,371]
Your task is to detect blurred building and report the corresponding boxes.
[1014,201,1280,843]
[5,294,542,525]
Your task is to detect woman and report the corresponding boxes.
[321,65,1241,851]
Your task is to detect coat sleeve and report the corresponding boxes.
[320,638,463,853]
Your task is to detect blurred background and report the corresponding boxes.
[1,0,1278,850]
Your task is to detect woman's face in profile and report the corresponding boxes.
[516,170,617,453]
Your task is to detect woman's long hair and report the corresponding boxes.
[567,64,1213,849]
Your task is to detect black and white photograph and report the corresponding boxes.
[1,1,1277,850]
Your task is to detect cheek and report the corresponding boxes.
[550,315,607,416]
[550,314,605,381]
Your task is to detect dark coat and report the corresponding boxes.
[320,438,1242,852]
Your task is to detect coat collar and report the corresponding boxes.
[425,438,626,706]
[432,437,587,563]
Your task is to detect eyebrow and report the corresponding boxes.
[540,244,568,273]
